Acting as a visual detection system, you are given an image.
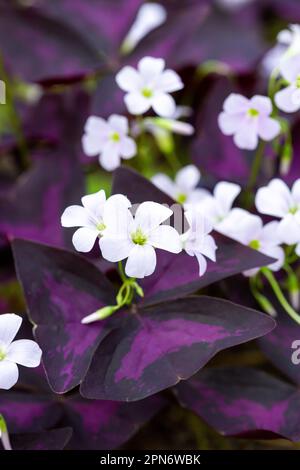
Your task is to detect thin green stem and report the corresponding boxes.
[261,268,300,325]
[118,261,127,283]
[247,140,265,192]
[249,276,276,317]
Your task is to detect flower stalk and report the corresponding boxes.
[0,415,12,451]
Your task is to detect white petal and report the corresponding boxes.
[214,181,241,216]
[99,141,121,171]
[72,227,99,252]
[152,93,176,117]
[260,220,282,245]
[81,190,106,218]
[250,95,272,116]
[0,361,18,390]
[116,66,142,92]
[255,179,292,217]
[275,85,300,113]
[261,245,285,272]
[195,252,208,277]
[108,114,128,134]
[157,69,183,93]
[175,165,200,192]
[82,133,104,156]
[151,173,177,199]
[84,116,108,135]
[138,56,165,81]
[218,111,242,135]
[135,201,173,232]
[223,93,249,114]
[198,234,218,261]
[279,55,300,83]
[0,314,22,347]
[258,117,281,141]
[61,205,91,228]
[277,214,300,245]
[292,179,300,203]
[124,92,151,115]
[296,242,300,257]
[100,236,133,262]
[120,136,137,159]
[148,225,182,253]
[233,120,259,150]
[125,244,157,278]
[187,188,210,204]
[6,339,42,367]
[217,208,258,243]
[103,194,132,235]
[277,28,293,45]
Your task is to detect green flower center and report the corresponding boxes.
[142,88,153,98]
[176,192,187,204]
[0,348,6,361]
[249,239,260,250]
[96,221,106,232]
[131,227,148,245]
[248,108,259,118]
[110,131,120,142]
[289,206,298,214]
[296,75,300,88]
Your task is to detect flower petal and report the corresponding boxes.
[116,66,142,92]
[223,93,249,114]
[61,205,91,228]
[148,226,182,253]
[84,116,108,135]
[255,179,293,217]
[82,134,104,156]
[120,137,137,159]
[261,245,285,272]
[218,111,242,135]
[258,117,281,141]
[0,314,22,347]
[0,361,18,390]
[81,190,106,218]
[277,214,300,245]
[138,56,165,81]
[103,194,132,236]
[157,69,183,93]
[124,92,150,115]
[152,93,176,117]
[108,114,128,134]
[100,236,133,262]
[151,173,176,199]
[250,95,272,116]
[72,227,99,252]
[275,85,300,113]
[135,201,173,232]
[175,165,200,192]
[6,339,42,367]
[125,244,157,278]
[279,55,300,83]
[214,181,241,216]
[292,179,300,203]
[195,252,208,277]
[99,141,121,171]
[233,120,258,150]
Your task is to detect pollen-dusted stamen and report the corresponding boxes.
[0,348,6,361]
[96,221,106,232]
[249,239,260,250]
[110,131,120,142]
[247,108,259,117]
[176,192,187,204]
[142,88,153,98]
[289,206,299,214]
[131,227,148,245]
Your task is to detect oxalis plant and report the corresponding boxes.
[1,0,300,451]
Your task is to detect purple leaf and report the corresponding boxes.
[81,297,275,401]
[12,239,116,394]
[258,309,300,386]
[11,428,73,451]
[175,366,300,441]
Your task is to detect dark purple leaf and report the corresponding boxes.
[92,73,126,118]
[12,239,116,394]
[11,428,73,451]
[258,309,300,386]
[81,297,275,401]
[63,394,166,450]
[175,366,300,441]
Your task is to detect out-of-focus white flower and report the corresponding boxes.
[82,115,136,171]
[181,208,217,276]
[100,201,182,278]
[0,314,42,390]
[255,179,300,249]
[197,181,241,234]
[116,57,183,117]
[218,94,280,150]
[275,55,300,113]
[216,0,254,10]
[61,190,131,253]
[152,165,208,206]
[121,3,167,54]
[221,209,284,276]
[144,117,194,136]
[262,24,300,76]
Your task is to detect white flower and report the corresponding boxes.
[143,116,194,136]
[262,25,300,76]
[255,179,300,250]
[121,3,167,54]
[100,201,182,278]
[222,209,284,277]
[0,314,42,390]
[216,0,254,10]
[116,56,183,117]
[197,181,241,234]
[61,190,131,253]
[218,94,281,150]
[152,165,209,206]
[275,54,300,113]
[82,115,136,171]
[181,208,217,276]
